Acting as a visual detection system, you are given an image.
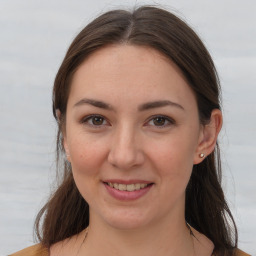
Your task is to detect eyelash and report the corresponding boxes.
[80,114,175,128]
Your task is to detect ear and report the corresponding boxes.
[62,128,71,162]
[55,109,61,123]
[193,109,222,164]
[63,139,71,162]
[56,109,71,162]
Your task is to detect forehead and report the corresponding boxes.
[74,44,185,80]
[68,44,196,110]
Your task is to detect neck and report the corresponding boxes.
[81,215,194,256]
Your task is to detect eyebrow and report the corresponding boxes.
[138,100,184,111]
[73,98,184,111]
[73,98,113,110]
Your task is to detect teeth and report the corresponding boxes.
[107,182,150,192]
[118,184,126,191]
[127,184,135,191]
[135,184,141,190]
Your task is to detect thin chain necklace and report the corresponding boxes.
[186,223,215,256]
[186,223,197,256]
[77,225,198,256]
[76,228,89,256]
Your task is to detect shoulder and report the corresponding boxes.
[234,248,251,256]
[9,244,48,256]
[214,248,252,256]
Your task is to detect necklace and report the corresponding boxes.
[76,227,89,256]
[186,223,215,256]
[77,225,199,256]
[186,223,197,256]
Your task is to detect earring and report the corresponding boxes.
[199,153,205,158]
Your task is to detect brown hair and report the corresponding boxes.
[35,6,238,255]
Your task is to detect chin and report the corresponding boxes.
[106,218,148,230]
[100,207,155,230]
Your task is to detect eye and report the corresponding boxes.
[146,115,175,128]
[81,115,108,127]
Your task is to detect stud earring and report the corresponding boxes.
[199,153,205,158]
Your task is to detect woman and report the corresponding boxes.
[10,6,250,256]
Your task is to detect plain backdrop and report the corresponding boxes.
[0,0,255,255]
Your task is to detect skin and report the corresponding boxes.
[51,45,222,256]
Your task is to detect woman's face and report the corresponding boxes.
[64,45,205,230]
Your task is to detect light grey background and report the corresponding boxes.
[0,0,255,255]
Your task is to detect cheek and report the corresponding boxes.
[149,136,196,173]
[146,134,197,195]
[68,135,108,176]
[68,136,108,203]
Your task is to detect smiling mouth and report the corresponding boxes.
[104,182,153,192]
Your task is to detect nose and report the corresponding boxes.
[107,125,145,170]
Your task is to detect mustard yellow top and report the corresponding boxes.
[9,244,48,256]
[9,244,251,256]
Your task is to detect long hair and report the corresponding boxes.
[35,6,238,255]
